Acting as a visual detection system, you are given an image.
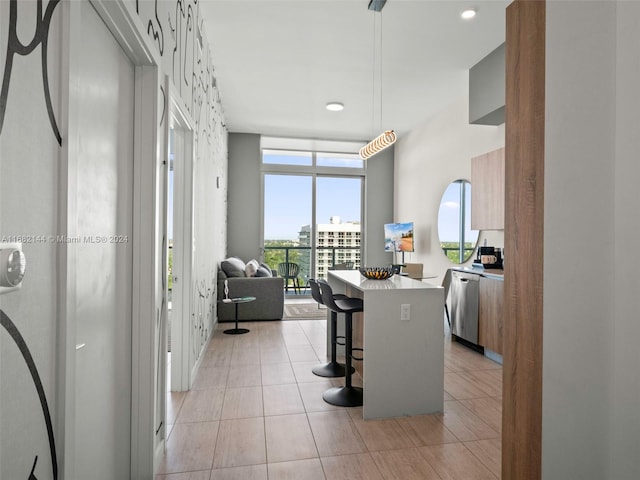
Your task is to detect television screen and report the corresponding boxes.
[384,222,414,252]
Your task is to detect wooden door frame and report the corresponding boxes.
[58,1,162,478]
[503,0,546,478]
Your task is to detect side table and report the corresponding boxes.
[222,296,256,335]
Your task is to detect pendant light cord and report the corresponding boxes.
[371,13,384,134]
[370,13,376,137]
[360,7,396,160]
[379,12,383,133]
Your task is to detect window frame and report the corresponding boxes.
[260,148,366,282]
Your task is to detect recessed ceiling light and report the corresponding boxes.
[461,8,476,20]
[326,102,344,112]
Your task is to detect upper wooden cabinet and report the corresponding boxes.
[471,147,505,230]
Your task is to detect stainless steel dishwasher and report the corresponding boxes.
[449,270,480,344]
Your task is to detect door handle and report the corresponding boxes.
[75,343,86,351]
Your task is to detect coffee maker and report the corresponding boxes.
[473,246,503,269]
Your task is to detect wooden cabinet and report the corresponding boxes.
[478,276,503,354]
[471,147,505,230]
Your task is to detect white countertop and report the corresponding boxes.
[451,266,504,281]
[328,270,440,291]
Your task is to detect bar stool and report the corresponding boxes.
[309,279,354,378]
[317,279,364,407]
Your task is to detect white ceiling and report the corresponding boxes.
[200,0,508,143]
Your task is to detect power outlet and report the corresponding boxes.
[400,303,411,321]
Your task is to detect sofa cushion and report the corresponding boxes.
[245,259,260,277]
[221,257,246,277]
[256,264,272,277]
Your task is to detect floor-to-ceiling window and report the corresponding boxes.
[261,147,364,294]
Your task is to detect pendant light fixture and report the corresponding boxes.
[359,130,397,159]
[360,0,396,160]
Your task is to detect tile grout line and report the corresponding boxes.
[164,321,503,479]
[462,439,501,480]
[209,335,229,473]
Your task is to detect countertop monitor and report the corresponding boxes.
[384,222,414,253]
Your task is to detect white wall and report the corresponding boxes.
[613,3,640,478]
[394,96,504,282]
[544,1,640,478]
[134,0,228,373]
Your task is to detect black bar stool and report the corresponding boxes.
[309,279,354,378]
[317,279,364,407]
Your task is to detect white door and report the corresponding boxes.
[74,2,135,478]
[169,120,194,392]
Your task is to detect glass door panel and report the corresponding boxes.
[315,177,362,279]
[263,174,312,294]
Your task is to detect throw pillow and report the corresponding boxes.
[256,264,272,277]
[261,263,273,277]
[245,259,260,277]
[221,257,246,277]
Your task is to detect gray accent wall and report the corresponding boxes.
[469,43,505,125]
[364,146,395,267]
[227,133,262,261]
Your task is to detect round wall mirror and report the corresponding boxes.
[437,179,479,263]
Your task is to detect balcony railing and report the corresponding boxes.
[440,246,475,263]
[263,245,361,295]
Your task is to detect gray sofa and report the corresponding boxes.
[217,258,284,321]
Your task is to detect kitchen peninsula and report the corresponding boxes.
[326,270,444,419]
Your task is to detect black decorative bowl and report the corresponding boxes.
[359,266,394,280]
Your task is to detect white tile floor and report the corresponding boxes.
[157,318,502,479]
